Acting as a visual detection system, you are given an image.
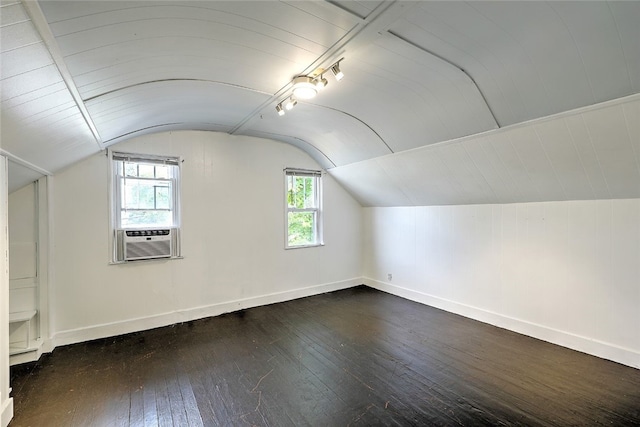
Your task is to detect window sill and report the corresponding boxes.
[109,256,183,265]
[285,243,325,250]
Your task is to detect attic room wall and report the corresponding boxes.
[363,200,640,369]
[8,183,37,349]
[49,131,363,347]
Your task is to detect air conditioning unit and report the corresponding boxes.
[123,229,172,261]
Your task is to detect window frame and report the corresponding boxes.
[284,168,323,249]
[110,150,182,263]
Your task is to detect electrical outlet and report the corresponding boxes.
[387,273,392,281]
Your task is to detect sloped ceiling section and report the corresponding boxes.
[389,1,640,127]
[1,0,639,203]
[0,0,101,191]
[329,95,640,207]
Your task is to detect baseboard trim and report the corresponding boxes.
[1,397,13,427]
[364,278,640,370]
[53,278,362,349]
[9,340,45,366]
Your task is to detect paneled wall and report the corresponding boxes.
[50,131,363,346]
[364,200,640,368]
[330,94,640,206]
[8,183,37,349]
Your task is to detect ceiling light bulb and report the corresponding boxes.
[315,75,328,89]
[276,104,285,116]
[331,63,344,81]
[285,97,297,110]
[292,76,317,99]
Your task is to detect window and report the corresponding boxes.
[285,168,323,248]
[113,152,180,228]
[111,151,181,262]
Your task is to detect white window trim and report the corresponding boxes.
[109,149,183,263]
[284,168,324,249]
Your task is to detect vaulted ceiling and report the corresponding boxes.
[1,1,639,202]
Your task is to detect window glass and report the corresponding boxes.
[113,154,179,229]
[285,170,322,248]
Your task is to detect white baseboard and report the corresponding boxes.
[1,397,13,427]
[53,278,361,349]
[9,339,46,366]
[364,278,640,370]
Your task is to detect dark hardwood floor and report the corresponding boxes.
[9,286,640,426]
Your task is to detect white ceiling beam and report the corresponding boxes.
[21,0,102,148]
[0,148,53,177]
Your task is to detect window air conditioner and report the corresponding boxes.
[123,229,172,261]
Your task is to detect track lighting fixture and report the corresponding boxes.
[275,59,344,116]
[330,62,344,81]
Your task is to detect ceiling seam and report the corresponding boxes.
[506,133,544,202]
[100,122,235,146]
[21,0,102,148]
[243,130,336,169]
[533,125,569,201]
[387,30,500,129]
[82,79,271,103]
[463,2,553,127]
[546,2,597,105]
[563,118,598,200]
[620,105,640,186]
[606,2,634,93]
[315,104,393,154]
[460,143,500,204]
[579,113,612,199]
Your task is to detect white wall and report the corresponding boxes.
[51,131,363,346]
[364,200,640,369]
[8,183,37,349]
[0,156,14,427]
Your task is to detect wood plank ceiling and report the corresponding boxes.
[1,1,639,202]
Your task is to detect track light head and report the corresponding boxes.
[330,63,344,81]
[292,76,317,99]
[314,75,328,90]
[276,103,285,116]
[285,97,297,111]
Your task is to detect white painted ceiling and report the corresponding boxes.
[1,1,639,203]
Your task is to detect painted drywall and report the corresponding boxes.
[51,131,363,346]
[363,200,640,368]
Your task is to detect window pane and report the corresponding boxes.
[287,176,295,208]
[287,211,316,246]
[303,177,315,208]
[289,176,316,209]
[155,165,169,178]
[121,178,171,210]
[155,186,170,209]
[138,164,155,178]
[121,210,172,228]
[124,162,138,177]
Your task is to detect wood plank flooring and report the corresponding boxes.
[9,286,640,426]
